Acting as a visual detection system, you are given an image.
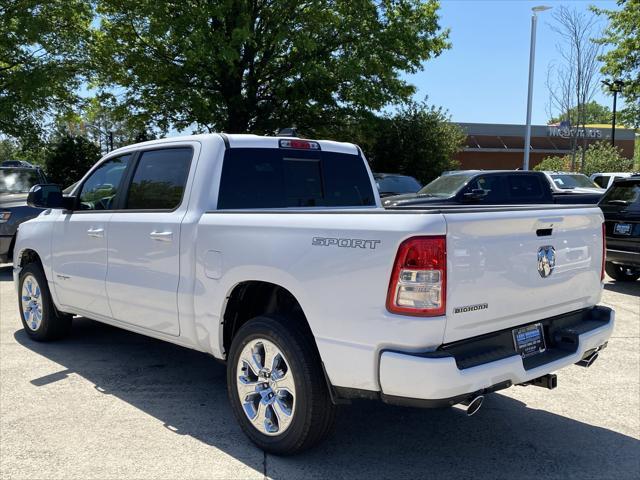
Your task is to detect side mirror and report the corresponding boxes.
[462,188,487,202]
[27,184,75,210]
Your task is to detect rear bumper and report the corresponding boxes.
[607,248,640,267]
[379,306,614,404]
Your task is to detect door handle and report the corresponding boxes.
[87,227,104,238]
[150,231,173,242]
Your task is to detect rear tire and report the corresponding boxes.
[605,262,640,282]
[18,262,72,341]
[226,315,336,455]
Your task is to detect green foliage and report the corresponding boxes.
[91,0,450,134]
[534,141,634,176]
[58,95,156,154]
[0,137,45,166]
[549,101,612,125]
[43,134,101,187]
[534,155,572,173]
[365,102,465,185]
[0,1,93,141]
[592,0,640,128]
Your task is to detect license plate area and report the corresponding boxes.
[513,323,546,358]
[614,223,632,235]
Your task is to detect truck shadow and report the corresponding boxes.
[0,264,12,281]
[13,317,639,479]
[603,279,640,296]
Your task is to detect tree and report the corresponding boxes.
[366,102,465,185]
[546,6,603,170]
[549,101,612,125]
[58,95,156,155]
[0,1,93,141]
[91,0,450,135]
[43,134,101,187]
[534,141,634,176]
[592,0,640,128]
[0,137,45,165]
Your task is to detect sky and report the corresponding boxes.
[405,0,624,126]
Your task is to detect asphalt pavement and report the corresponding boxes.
[1,264,638,479]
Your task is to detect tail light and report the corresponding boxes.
[601,222,606,281]
[386,236,446,316]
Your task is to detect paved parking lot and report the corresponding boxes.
[0,263,638,479]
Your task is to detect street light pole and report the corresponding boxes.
[602,79,624,147]
[523,5,552,171]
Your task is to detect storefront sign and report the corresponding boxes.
[547,126,603,138]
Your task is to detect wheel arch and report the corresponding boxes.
[220,280,320,361]
[15,247,44,270]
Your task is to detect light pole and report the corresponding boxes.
[523,5,552,171]
[602,79,624,146]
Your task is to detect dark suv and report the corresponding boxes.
[0,166,48,263]
[599,175,640,281]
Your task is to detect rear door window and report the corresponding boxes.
[507,175,548,202]
[125,148,192,210]
[217,148,375,209]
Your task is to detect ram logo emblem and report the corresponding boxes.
[537,245,556,278]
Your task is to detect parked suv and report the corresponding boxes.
[0,166,47,263]
[599,175,640,281]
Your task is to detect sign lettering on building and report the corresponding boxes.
[547,126,603,139]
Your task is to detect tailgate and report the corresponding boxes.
[443,207,604,343]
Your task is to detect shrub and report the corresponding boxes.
[534,141,634,175]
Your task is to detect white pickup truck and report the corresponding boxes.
[14,134,614,454]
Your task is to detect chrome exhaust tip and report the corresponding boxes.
[576,351,599,368]
[452,395,484,416]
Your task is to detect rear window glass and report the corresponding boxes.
[217,148,376,209]
[375,175,421,195]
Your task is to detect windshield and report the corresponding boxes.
[601,183,640,209]
[417,173,474,197]
[550,174,600,189]
[0,169,41,194]
[375,175,421,195]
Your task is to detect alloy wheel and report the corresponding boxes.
[236,338,296,436]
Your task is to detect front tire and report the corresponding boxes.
[605,262,640,282]
[18,263,71,341]
[226,315,336,455]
